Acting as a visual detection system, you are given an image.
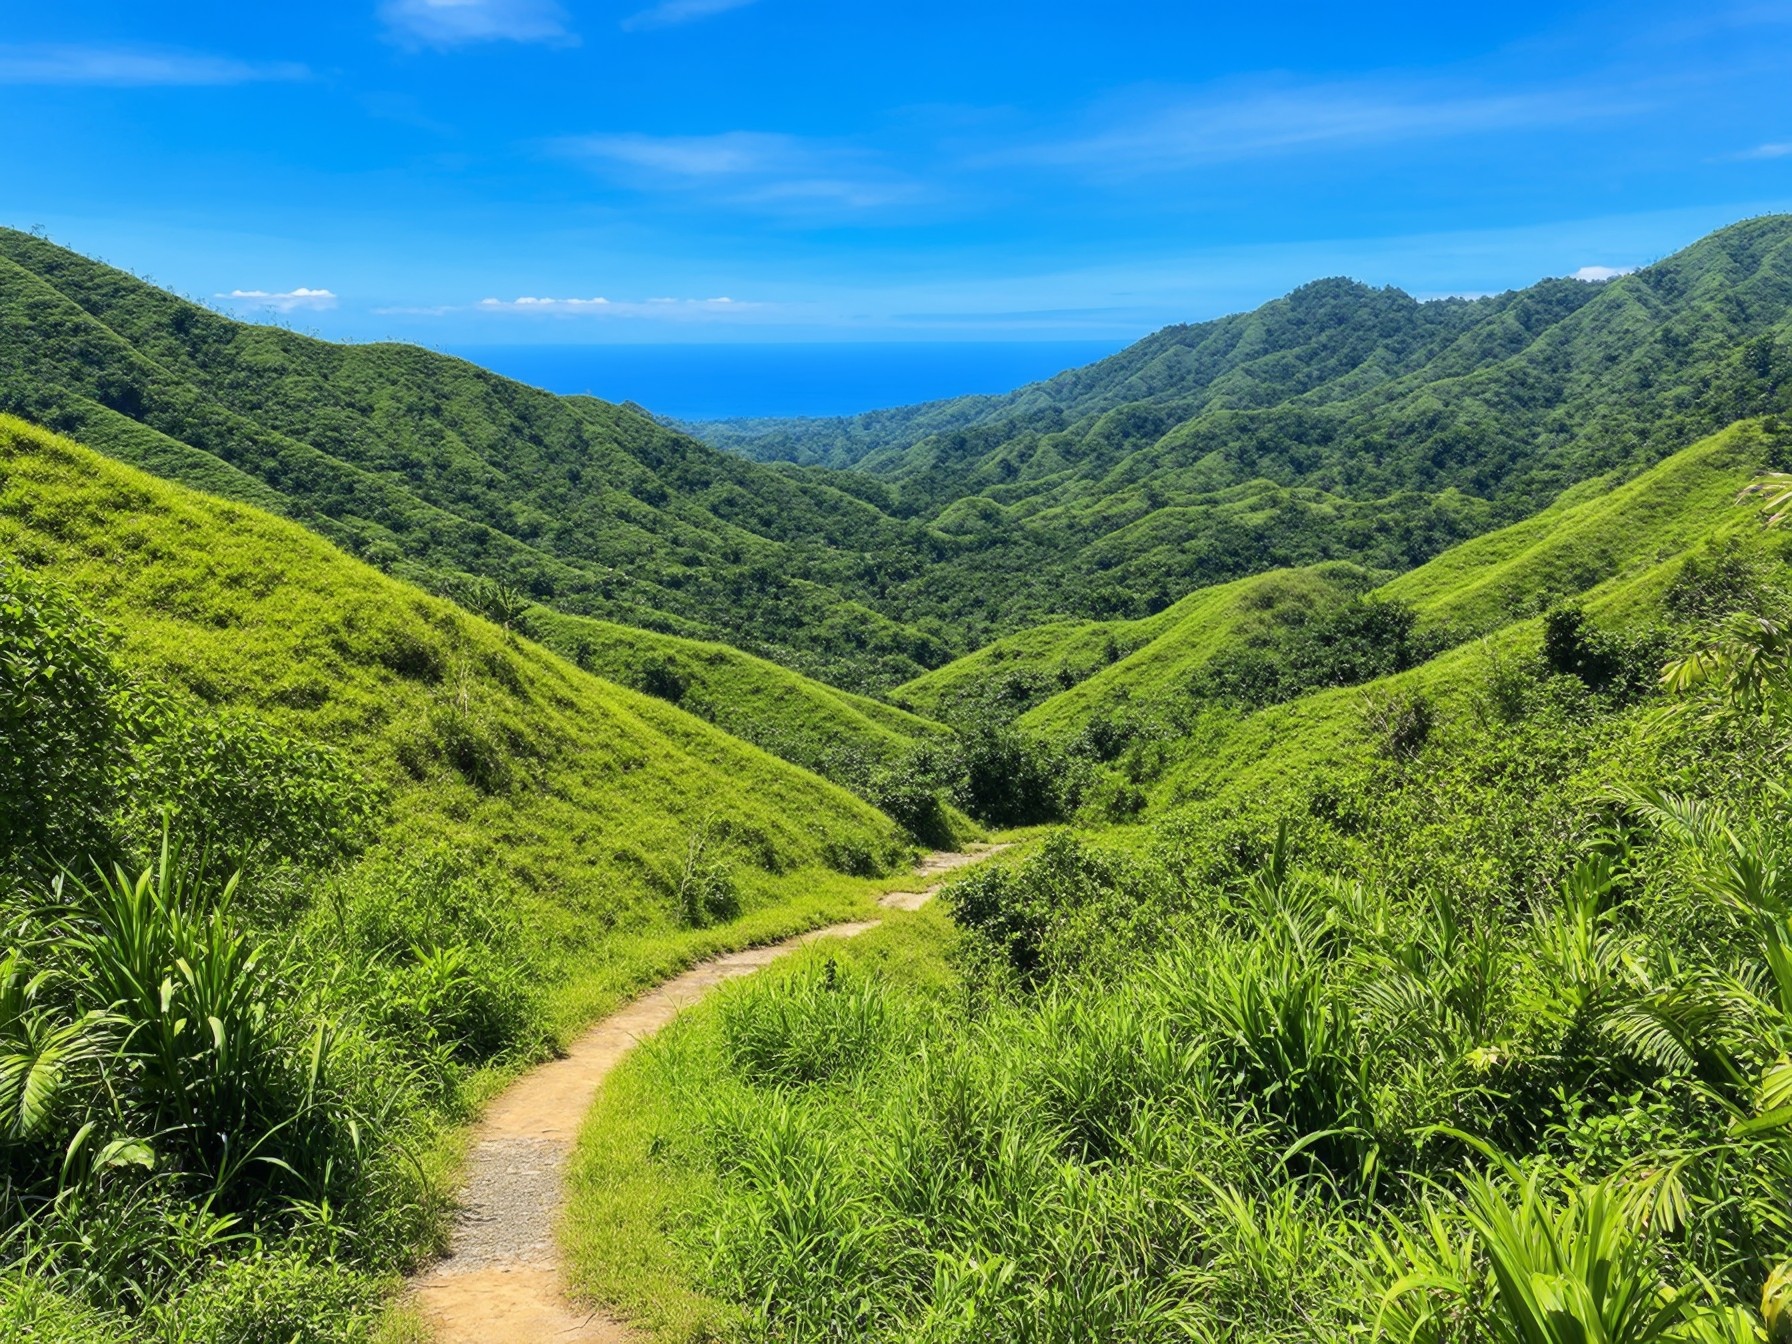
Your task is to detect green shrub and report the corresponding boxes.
[718,958,895,1087]
[672,823,742,929]
[371,942,542,1066]
[0,561,126,872]
[158,1251,377,1344]
[329,846,521,957]
[121,701,377,870]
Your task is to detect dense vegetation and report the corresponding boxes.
[705,216,1792,646]
[8,219,1792,692]
[10,216,1792,1341]
[0,415,933,1341]
[564,426,1792,1342]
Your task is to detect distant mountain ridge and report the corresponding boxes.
[4,218,1791,691]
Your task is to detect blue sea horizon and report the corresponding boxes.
[438,340,1129,423]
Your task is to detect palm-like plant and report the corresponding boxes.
[1739,473,1792,529]
[1375,1169,1759,1344]
[1660,615,1792,722]
[0,952,112,1142]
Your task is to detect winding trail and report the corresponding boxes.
[410,845,1002,1343]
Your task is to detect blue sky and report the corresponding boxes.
[2,0,1791,345]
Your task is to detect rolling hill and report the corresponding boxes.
[0,228,944,689]
[704,216,1792,640]
[953,417,1789,812]
[0,414,912,982]
[8,218,1792,697]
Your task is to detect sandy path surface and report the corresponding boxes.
[409,845,1003,1343]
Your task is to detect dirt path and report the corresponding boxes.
[409,845,1002,1343]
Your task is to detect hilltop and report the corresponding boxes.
[7,218,1792,693]
[704,216,1792,638]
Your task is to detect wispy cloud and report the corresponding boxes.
[473,294,754,317]
[555,130,924,212]
[0,44,307,86]
[372,294,759,320]
[218,287,339,312]
[986,78,1640,177]
[1571,265,1638,281]
[379,0,573,48]
[1732,141,1792,159]
[622,0,758,31]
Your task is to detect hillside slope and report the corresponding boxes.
[8,220,1792,690]
[706,217,1792,638]
[525,606,949,780]
[0,228,944,689]
[0,415,908,972]
[899,419,1780,757]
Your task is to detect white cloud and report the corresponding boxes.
[555,130,924,212]
[473,294,751,318]
[566,130,794,176]
[622,0,758,31]
[987,78,1639,178]
[218,287,340,312]
[0,44,307,86]
[1571,265,1637,281]
[1736,142,1792,159]
[379,0,572,48]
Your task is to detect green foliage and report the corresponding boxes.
[716,957,895,1088]
[0,560,125,869]
[567,570,1792,1340]
[156,1250,377,1344]
[1,560,378,878]
[1374,1171,1751,1344]
[1194,596,1445,710]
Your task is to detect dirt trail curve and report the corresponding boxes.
[409,845,1004,1343]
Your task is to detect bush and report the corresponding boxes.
[718,958,895,1087]
[673,823,741,929]
[0,562,125,871]
[371,942,541,1065]
[159,1251,378,1344]
[1193,597,1446,710]
[1540,606,1664,700]
[330,846,521,957]
[1360,688,1434,760]
[121,701,377,870]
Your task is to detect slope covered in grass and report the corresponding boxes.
[526,606,949,781]
[1380,418,1775,632]
[904,421,1780,775]
[1150,419,1789,810]
[0,415,908,970]
[0,229,944,688]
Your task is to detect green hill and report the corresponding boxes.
[8,218,1792,695]
[0,414,910,979]
[1083,420,1785,812]
[703,217,1792,640]
[0,229,943,690]
[899,419,1779,765]
[525,606,949,782]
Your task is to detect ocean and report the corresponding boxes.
[439,341,1128,422]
